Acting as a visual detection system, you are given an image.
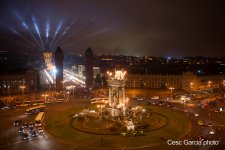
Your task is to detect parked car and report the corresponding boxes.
[22,123,29,128]
[38,127,44,134]
[14,120,21,126]
[18,127,24,133]
[31,131,38,137]
[29,122,34,127]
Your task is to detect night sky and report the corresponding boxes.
[0,0,225,57]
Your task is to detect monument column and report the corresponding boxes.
[107,70,127,116]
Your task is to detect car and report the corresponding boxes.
[29,122,34,127]
[29,127,34,133]
[1,106,10,110]
[38,127,45,135]
[194,113,199,117]
[213,110,219,113]
[210,130,215,134]
[201,105,205,109]
[46,100,53,104]
[56,99,64,103]
[22,123,28,128]
[198,120,203,125]
[38,127,44,133]
[159,101,164,106]
[21,132,30,140]
[18,127,24,133]
[208,123,212,126]
[31,131,38,137]
[14,120,21,126]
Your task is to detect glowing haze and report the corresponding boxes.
[0,0,225,57]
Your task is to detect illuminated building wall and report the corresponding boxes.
[0,68,37,95]
[125,72,224,91]
[42,50,53,70]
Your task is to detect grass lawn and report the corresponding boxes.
[45,105,191,148]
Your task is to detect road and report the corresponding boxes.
[0,99,87,150]
[1,94,225,150]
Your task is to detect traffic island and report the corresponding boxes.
[45,105,191,149]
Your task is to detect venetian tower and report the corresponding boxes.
[55,47,64,92]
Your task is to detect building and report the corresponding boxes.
[0,67,37,95]
[125,71,224,91]
[93,67,100,78]
[42,50,53,70]
[85,47,94,88]
[55,47,64,92]
[78,65,85,77]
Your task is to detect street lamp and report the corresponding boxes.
[169,87,174,95]
[42,94,49,104]
[101,80,103,90]
[20,85,26,105]
[208,81,212,88]
[20,85,26,95]
[190,82,194,89]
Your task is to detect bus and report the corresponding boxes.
[32,100,44,106]
[25,105,45,115]
[18,101,31,107]
[34,112,45,127]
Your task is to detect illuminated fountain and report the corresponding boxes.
[107,70,128,117]
[72,69,167,134]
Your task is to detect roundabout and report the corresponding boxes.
[45,103,191,149]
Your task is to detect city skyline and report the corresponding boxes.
[0,0,225,57]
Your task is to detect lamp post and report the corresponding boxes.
[190,82,194,89]
[42,94,49,104]
[20,85,26,95]
[101,80,103,91]
[169,87,174,95]
[20,85,26,105]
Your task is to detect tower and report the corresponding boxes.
[42,50,53,70]
[85,47,93,88]
[55,47,64,92]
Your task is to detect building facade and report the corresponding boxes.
[0,68,37,95]
[125,71,224,91]
[42,50,53,69]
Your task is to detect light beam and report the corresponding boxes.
[32,16,45,49]
[51,21,75,48]
[49,21,63,49]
